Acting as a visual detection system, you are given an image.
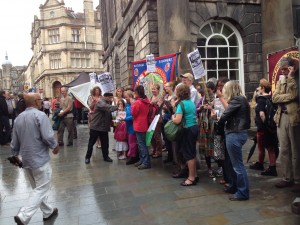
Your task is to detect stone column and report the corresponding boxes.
[157,0,191,75]
[262,0,294,76]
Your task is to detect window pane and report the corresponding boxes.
[207,47,217,58]
[207,60,216,70]
[219,47,228,58]
[207,71,216,79]
[229,60,238,69]
[201,24,212,37]
[218,60,228,69]
[230,70,238,80]
[218,70,228,78]
[208,35,227,45]
[198,47,206,58]
[211,22,222,34]
[230,47,238,57]
[222,24,233,37]
[228,35,237,46]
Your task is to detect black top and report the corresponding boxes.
[255,95,272,131]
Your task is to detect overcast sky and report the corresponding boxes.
[0,0,98,67]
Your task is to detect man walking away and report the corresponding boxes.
[11,93,59,225]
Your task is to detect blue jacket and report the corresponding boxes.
[124,103,135,134]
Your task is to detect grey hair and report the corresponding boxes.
[279,57,294,67]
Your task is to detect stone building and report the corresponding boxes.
[98,0,300,97]
[0,54,26,93]
[25,0,103,98]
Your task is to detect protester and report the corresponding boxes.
[57,87,74,146]
[124,90,139,165]
[171,84,198,186]
[87,86,102,148]
[179,73,199,106]
[197,81,223,178]
[0,90,11,145]
[85,92,118,164]
[11,93,59,225]
[131,85,151,169]
[218,80,250,201]
[52,102,61,131]
[250,79,278,176]
[272,57,300,192]
[114,99,128,160]
[162,81,175,163]
[150,83,164,158]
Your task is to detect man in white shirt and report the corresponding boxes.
[180,73,199,106]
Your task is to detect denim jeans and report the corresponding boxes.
[225,131,249,199]
[136,132,150,167]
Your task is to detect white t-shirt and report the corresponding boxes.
[43,101,51,109]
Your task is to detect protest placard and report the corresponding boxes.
[97,72,115,94]
[187,49,206,79]
[146,54,156,72]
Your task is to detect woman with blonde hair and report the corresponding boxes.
[218,80,250,200]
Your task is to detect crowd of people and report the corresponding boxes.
[2,56,300,224]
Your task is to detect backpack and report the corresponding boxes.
[264,97,277,133]
[147,102,159,126]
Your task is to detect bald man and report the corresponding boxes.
[11,93,59,225]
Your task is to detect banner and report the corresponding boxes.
[187,49,206,79]
[97,72,115,94]
[132,53,178,98]
[268,47,299,92]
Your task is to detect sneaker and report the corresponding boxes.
[249,162,264,171]
[216,168,223,177]
[261,166,277,176]
[208,169,215,178]
[137,164,151,170]
[118,155,126,160]
[275,180,294,188]
[134,161,142,167]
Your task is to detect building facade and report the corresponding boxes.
[0,54,26,94]
[99,0,300,98]
[26,0,103,98]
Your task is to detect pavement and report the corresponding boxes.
[0,124,300,225]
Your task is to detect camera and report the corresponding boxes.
[7,156,23,168]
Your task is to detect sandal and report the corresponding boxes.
[180,178,197,186]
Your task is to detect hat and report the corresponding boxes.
[180,73,194,82]
[103,92,114,97]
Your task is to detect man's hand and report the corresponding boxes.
[52,145,60,154]
[288,66,295,78]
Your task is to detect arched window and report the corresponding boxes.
[197,21,244,85]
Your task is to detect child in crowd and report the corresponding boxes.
[114,99,128,160]
[52,102,61,131]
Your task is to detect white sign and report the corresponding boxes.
[187,49,206,79]
[97,72,115,94]
[146,54,156,72]
[89,72,97,85]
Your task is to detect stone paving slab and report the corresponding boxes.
[0,124,300,225]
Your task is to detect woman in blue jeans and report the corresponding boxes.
[218,81,251,200]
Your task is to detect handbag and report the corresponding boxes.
[214,134,225,160]
[164,102,185,141]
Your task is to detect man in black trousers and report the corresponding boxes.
[85,92,118,164]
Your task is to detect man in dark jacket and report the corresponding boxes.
[85,92,118,164]
[0,90,11,145]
